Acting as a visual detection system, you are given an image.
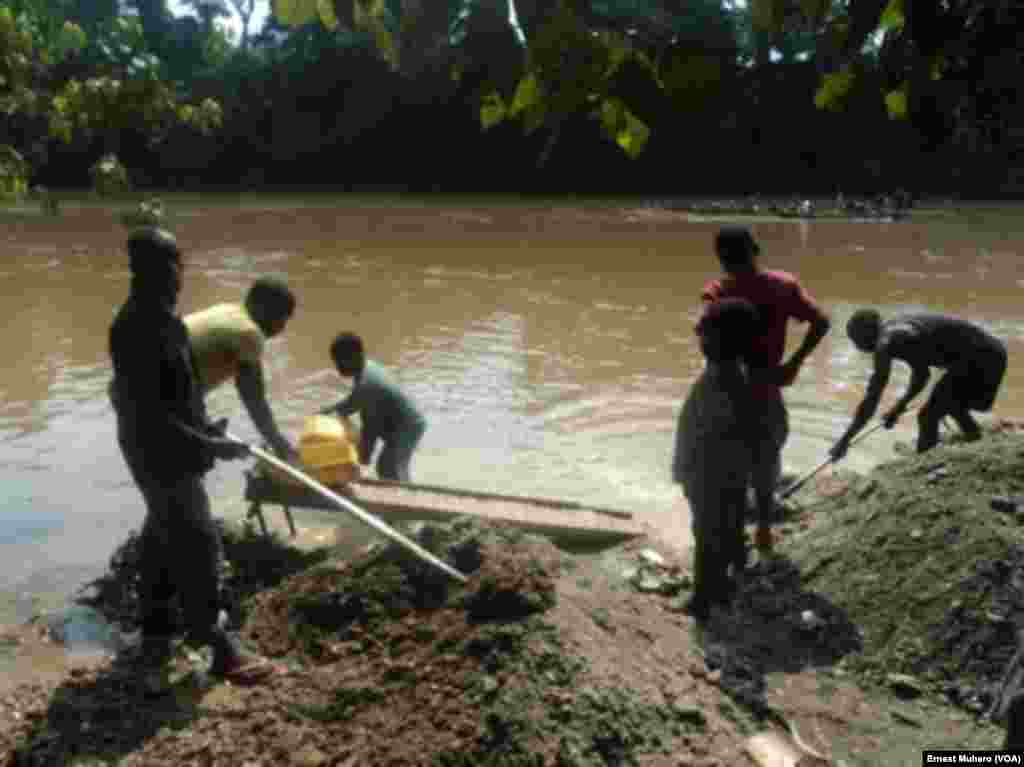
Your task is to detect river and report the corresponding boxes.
[2,195,1022,624]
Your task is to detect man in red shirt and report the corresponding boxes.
[700,226,831,553]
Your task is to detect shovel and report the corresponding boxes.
[236,436,469,584]
[776,420,886,503]
[179,419,468,585]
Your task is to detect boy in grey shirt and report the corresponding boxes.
[321,332,427,482]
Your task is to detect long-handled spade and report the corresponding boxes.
[180,420,468,585]
[775,420,887,503]
[238,436,470,584]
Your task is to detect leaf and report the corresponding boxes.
[597,97,649,159]
[509,72,541,117]
[370,21,398,67]
[884,87,907,119]
[615,106,649,158]
[599,97,624,137]
[353,0,398,68]
[878,0,904,32]
[56,21,86,57]
[317,0,338,30]
[272,0,322,27]
[814,69,855,111]
[479,91,507,130]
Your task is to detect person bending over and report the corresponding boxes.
[185,277,298,463]
[831,309,1007,458]
[320,332,427,483]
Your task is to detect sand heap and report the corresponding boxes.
[785,422,1024,713]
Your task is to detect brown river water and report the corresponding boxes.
[1,196,1022,625]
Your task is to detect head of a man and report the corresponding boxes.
[714,226,760,275]
[698,297,760,364]
[127,227,182,308]
[846,308,882,352]
[330,332,365,378]
[245,277,296,337]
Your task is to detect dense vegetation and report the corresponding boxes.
[2,0,1022,197]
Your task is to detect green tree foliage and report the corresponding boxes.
[270,0,716,163]
[753,0,1022,155]
[1,1,223,196]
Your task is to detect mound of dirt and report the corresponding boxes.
[2,518,769,766]
[782,422,1024,713]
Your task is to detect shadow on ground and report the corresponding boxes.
[6,661,207,766]
[694,554,863,716]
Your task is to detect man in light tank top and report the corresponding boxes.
[831,310,1008,456]
[184,277,298,463]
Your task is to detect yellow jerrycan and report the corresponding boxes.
[270,414,361,487]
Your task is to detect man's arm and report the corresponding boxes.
[831,350,893,459]
[780,314,831,385]
[320,376,364,418]
[888,364,930,420]
[236,361,297,459]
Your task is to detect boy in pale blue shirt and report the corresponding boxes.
[320,332,427,482]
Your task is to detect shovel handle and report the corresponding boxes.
[177,421,468,584]
[777,420,887,501]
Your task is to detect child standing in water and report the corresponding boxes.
[320,332,427,482]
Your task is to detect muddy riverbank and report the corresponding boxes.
[3,425,1020,765]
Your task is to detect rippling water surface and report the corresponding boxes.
[2,197,1023,622]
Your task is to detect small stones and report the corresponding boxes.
[991,496,1024,515]
[798,609,827,634]
[638,549,666,567]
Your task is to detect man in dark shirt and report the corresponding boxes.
[830,310,1008,456]
[700,226,831,552]
[674,298,761,620]
[109,227,281,683]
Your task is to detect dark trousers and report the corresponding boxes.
[686,481,748,605]
[750,396,789,526]
[363,420,426,482]
[117,427,223,644]
[918,348,1008,451]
